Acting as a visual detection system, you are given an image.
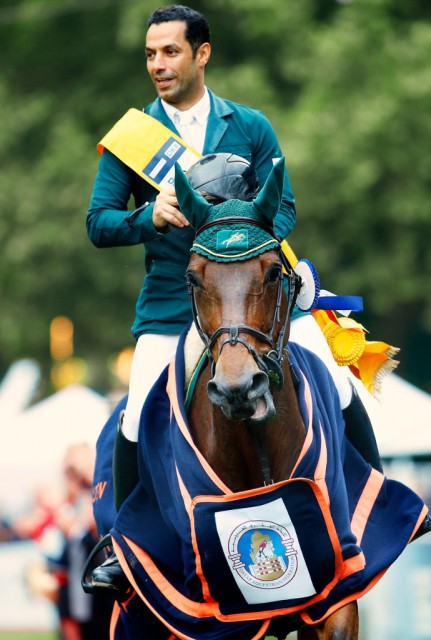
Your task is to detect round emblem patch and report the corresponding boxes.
[228,520,298,590]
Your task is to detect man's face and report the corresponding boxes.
[145,20,210,110]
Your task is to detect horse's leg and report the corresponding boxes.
[297,602,359,640]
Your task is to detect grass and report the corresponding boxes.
[0,636,283,640]
[0,633,56,640]
[0,631,292,640]
[0,633,293,640]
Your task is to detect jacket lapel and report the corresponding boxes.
[203,90,233,153]
[145,90,233,155]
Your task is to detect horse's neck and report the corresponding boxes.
[188,360,306,492]
[265,366,306,483]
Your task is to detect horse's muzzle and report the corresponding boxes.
[207,369,276,423]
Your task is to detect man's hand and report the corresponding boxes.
[152,187,190,229]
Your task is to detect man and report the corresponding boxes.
[86,4,296,595]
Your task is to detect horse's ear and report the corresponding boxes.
[253,156,286,224]
[175,163,213,229]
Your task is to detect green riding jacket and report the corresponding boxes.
[87,89,297,339]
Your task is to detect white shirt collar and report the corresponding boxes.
[162,87,210,126]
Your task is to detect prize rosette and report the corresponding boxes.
[294,259,320,312]
[323,321,366,366]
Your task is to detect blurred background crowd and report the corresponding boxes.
[0,358,117,638]
[6,443,112,639]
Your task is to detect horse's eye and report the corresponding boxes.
[186,270,201,289]
[266,264,282,284]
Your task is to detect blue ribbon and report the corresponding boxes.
[315,295,363,312]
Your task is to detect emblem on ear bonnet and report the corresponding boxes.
[175,158,286,262]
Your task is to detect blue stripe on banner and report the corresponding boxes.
[315,296,363,312]
[142,137,187,185]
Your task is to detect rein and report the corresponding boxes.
[187,217,302,391]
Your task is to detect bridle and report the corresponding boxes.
[186,217,302,391]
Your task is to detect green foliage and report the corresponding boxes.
[0,0,430,391]
[287,4,431,290]
[280,1,431,388]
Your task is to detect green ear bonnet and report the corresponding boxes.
[174,157,286,262]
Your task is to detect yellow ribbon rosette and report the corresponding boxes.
[312,309,399,396]
[322,318,366,367]
[281,241,399,396]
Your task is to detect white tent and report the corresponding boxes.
[357,374,431,458]
[0,359,41,417]
[0,383,110,515]
[1,367,430,515]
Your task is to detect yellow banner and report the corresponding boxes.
[98,108,202,191]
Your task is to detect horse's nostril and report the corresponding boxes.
[207,379,225,405]
[207,370,274,423]
[207,371,269,408]
[248,371,269,400]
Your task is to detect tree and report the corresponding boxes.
[0,0,430,392]
[279,0,431,388]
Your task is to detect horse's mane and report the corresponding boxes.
[184,322,206,388]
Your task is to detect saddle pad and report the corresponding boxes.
[191,478,346,619]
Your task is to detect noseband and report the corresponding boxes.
[187,217,302,390]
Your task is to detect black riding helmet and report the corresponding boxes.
[186,153,259,203]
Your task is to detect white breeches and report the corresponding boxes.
[121,333,181,442]
[122,315,379,442]
[289,314,354,409]
[290,314,381,425]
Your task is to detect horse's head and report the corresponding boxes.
[176,158,301,424]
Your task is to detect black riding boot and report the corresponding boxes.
[342,383,383,473]
[90,416,139,600]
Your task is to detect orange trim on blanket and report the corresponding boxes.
[339,551,365,581]
[176,465,193,514]
[252,619,271,639]
[300,565,390,626]
[314,423,330,505]
[290,372,314,477]
[188,478,352,622]
[117,535,214,620]
[351,469,385,546]
[113,537,204,640]
[110,602,121,640]
[409,504,429,542]
[167,361,233,495]
[116,534,272,639]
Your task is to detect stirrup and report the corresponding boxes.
[81,533,132,601]
[81,533,112,595]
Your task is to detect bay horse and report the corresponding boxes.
[185,255,358,639]
[88,158,426,640]
[175,159,359,639]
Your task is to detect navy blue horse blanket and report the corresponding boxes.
[93,329,427,639]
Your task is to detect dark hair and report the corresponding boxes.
[147,5,211,56]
